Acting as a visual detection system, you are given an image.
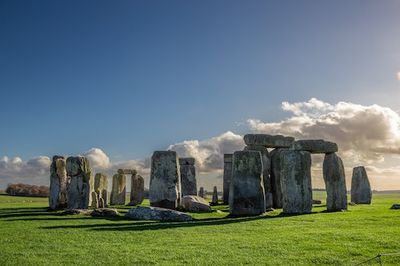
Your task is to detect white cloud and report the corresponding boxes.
[83,148,110,170]
[167,131,244,172]
[397,72,400,81]
[248,98,400,164]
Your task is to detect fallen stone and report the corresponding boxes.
[91,208,119,217]
[280,150,312,214]
[181,195,212,213]
[291,139,338,154]
[223,154,233,204]
[323,153,347,212]
[149,151,181,209]
[66,156,92,210]
[351,166,372,204]
[129,174,144,206]
[49,155,68,210]
[110,173,126,205]
[179,157,197,196]
[229,150,266,216]
[63,209,92,215]
[312,199,322,205]
[390,204,400,209]
[243,134,294,148]
[126,206,193,221]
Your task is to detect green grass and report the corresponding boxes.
[1,192,400,265]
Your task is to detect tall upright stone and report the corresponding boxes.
[280,150,312,214]
[351,166,372,204]
[211,186,218,205]
[129,174,144,206]
[179,157,197,196]
[110,171,126,205]
[270,148,285,209]
[244,145,272,209]
[149,151,181,209]
[199,187,205,198]
[229,150,266,216]
[49,155,68,210]
[323,153,347,211]
[66,156,92,209]
[223,154,233,204]
[94,173,108,208]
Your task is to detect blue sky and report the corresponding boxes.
[1,1,400,189]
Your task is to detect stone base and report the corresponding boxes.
[150,199,178,210]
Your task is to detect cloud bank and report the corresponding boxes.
[1,98,400,190]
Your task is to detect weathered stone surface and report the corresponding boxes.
[94,173,108,208]
[390,204,400,209]
[270,149,286,209]
[49,156,68,210]
[351,166,372,204]
[110,173,126,205]
[211,186,218,205]
[244,134,294,148]
[291,139,338,154]
[323,153,347,211]
[129,174,144,206]
[199,187,205,198]
[244,145,273,209]
[62,209,92,215]
[312,199,322,205]
[229,151,266,216]
[181,195,212,213]
[91,191,98,208]
[91,208,119,217]
[66,156,92,210]
[280,150,312,214]
[126,206,193,221]
[223,154,233,204]
[149,151,181,209]
[117,169,137,175]
[179,157,197,196]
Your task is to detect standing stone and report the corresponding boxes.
[223,154,233,204]
[351,166,372,204]
[280,150,312,214]
[211,186,218,205]
[91,191,98,208]
[323,153,347,211]
[229,151,266,216]
[149,151,181,209]
[270,148,286,209]
[49,156,68,210]
[94,173,108,208]
[66,156,92,209]
[129,174,144,206]
[199,187,205,198]
[244,145,272,209]
[110,172,126,205]
[179,157,197,196]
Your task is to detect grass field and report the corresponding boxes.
[0,192,400,265]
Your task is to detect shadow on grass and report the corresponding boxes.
[2,206,321,232]
[39,211,319,232]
